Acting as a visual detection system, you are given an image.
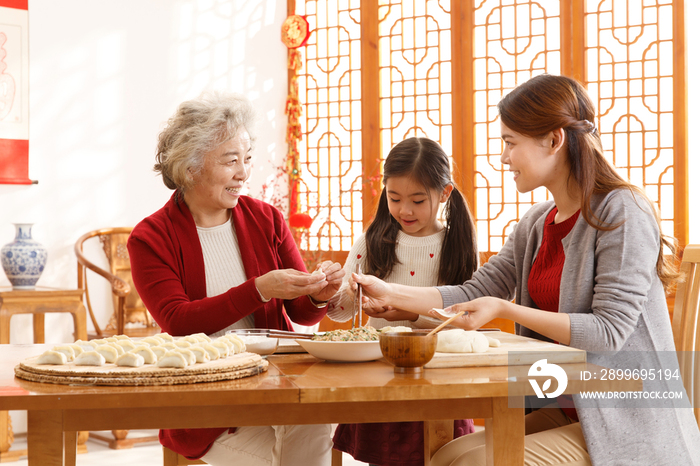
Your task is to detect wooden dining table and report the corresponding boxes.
[0,339,641,466]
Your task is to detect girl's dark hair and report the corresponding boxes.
[498,74,678,291]
[364,137,478,285]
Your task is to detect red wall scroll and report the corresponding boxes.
[0,0,31,184]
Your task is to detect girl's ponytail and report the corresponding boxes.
[440,186,478,285]
[364,187,401,280]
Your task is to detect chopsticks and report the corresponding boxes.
[426,311,466,337]
[232,329,315,340]
[353,263,363,329]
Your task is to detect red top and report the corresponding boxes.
[528,206,580,421]
[128,192,328,459]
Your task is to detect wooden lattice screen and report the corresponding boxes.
[290,0,687,268]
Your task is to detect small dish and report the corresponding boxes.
[295,339,382,362]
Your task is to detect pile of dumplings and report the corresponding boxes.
[34,332,247,369]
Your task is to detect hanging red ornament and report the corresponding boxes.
[281,15,310,49]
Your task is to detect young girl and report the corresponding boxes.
[351,75,700,465]
[326,137,479,466]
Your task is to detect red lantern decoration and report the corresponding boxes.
[289,212,313,229]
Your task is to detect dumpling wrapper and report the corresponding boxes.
[157,351,188,368]
[190,332,211,342]
[436,329,490,353]
[36,350,68,365]
[74,351,106,366]
[130,346,158,364]
[174,340,192,348]
[52,345,76,361]
[116,352,145,367]
[95,344,119,363]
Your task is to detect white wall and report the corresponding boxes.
[0,0,290,344]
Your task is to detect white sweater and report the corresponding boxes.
[326,229,446,330]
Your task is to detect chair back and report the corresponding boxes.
[672,244,700,428]
[75,227,157,337]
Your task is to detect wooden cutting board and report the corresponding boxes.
[424,331,585,369]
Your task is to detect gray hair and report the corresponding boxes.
[154,91,257,190]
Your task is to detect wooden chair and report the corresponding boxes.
[75,228,160,449]
[671,244,700,428]
[75,227,160,338]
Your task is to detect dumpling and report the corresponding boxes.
[182,336,201,344]
[160,342,178,351]
[115,340,137,351]
[36,350,68,365]
[114,334,131,340]
[104,337,119,343]
[74,351,106,366]
[157,351,188,368]
[380,326,413,333]
[210,340,230,357]
[140,337,163,347]
[155,333,174,343]
[190,332,211,342]
[130,346,158,364]
[116,352,145,367]
[486,336,501,348]
[174,340,192,349]
[197,343,220,360]
[74,339,98,351]
[52,345,76,362]
[95,345,119,363]
[175,348,196,366]
[68,344,86,357]
[436,329,489,353]
[189,346,211,364]
[150,346,167,360]
[224,334,246,353]
[108,342,126,355]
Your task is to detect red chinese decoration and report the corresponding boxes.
[282,14,309,221]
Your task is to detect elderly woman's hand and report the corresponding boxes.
[428,297,506,330]
[255,269,330,301]
[308,260,344,303]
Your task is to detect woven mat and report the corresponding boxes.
[15,352,268,386]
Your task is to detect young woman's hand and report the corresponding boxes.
[364,306,419,322]
[308,260,344,303]
[429,297,507,330]
[348,272,395,313]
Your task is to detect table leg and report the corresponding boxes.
[484,397,524,466]
[33,314,46,344]
[424,420,453,466]
[64,431,77,466]
[28,410,64,466]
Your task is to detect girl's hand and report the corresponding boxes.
[255,269,328,301]
[308,261,344,303]
[364,306,419,322]
[348,272,394,313]
[429,297,507,330]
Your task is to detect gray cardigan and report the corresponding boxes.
[439,189,700,465]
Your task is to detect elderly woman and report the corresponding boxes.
[127,91,342,466]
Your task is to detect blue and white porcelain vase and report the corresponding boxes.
[1,223,48,289]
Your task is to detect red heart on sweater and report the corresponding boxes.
[429,253,434,258]
[357,254,362,259]
[410,271,415,276]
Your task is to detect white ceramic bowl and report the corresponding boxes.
[296,339,382,362]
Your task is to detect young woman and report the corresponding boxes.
[349,75,700,465]
[326,137,479,466]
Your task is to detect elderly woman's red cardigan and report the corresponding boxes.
[127,192,328,459]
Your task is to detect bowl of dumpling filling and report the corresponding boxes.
[378,329,437,374]
[296,327,382,362]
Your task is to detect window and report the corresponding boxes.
[291,0,687,263]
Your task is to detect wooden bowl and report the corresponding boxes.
[379,330,437,374]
